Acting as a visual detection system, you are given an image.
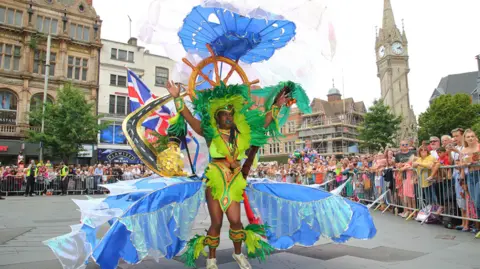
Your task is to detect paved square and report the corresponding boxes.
[0,195,479,269]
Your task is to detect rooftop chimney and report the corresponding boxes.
[476,54,480,75]
[128,37,137,46]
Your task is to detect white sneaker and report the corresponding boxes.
[206,258,218,269]
[232,253,252,269]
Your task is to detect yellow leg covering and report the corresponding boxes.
[229,229,246,243]
[204,235,220,249]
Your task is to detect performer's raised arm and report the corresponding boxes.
[166,80,203,136]
[263,91,288,128]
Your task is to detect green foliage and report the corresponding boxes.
[26,83,109,161]
[149,131,170,152]
[417,94,480,142]
[471,121,480,138]
[28,33,45,50]
[357,99,402,151]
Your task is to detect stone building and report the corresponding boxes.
[298,85,368,157]
[0,0,101,164]
[375,0,416,143]
[258,106,302,163]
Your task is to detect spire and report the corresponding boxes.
[401,18,408,42]
[382,0,396,30]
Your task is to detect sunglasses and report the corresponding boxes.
[452,128,464,133]
[401,144,409,146]
[430,140,439,143]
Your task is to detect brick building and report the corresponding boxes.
[0,0,101,164]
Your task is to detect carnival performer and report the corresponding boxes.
[165,79,293,269]
[43,4,377,269]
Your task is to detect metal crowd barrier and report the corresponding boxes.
[0,174,140,196]
[254,164,480,224]
[3,165,480,226]
[354,165,480,224]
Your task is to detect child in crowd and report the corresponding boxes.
[460,179,477,231]
[437,147,451,180]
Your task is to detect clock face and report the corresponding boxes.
[392,42,404,55]
[378,46,385,58]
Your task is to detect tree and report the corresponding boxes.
[357,99,402,152]
[471,121,480,138]
[417,94,480,142]
[26,83,108,161]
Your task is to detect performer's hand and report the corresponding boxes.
[275,92,289,107]
[166,80,180,98]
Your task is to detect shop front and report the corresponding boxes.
[0,140,41,165]
[97,149,142,164]
[76,144,96,165]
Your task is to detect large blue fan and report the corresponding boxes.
[178,5,296,64]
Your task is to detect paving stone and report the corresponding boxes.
[0,227,32,244]
[1,195,480,269]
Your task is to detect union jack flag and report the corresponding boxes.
[127,68,171,135]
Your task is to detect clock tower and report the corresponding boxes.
[375,0,416,143]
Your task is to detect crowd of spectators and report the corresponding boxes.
[1,128,479,239]
[0,162,154,198]
[250,128,480,238]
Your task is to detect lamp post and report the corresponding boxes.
[27,1,34,25]
[62,10,68,33]
[39,34,51,162]
[93,20,99,39]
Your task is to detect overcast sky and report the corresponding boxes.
[93,0,480,116]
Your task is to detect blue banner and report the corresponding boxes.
[97,149,142,164]
[100,124,127,145]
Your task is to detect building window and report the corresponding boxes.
[29,93,53,125]
[259,146,264,156]
[67,56,88,81]
[269,143,280,155]
[0,90,18,125]
[0,44,21,71]
[118,49,127,60]
[110,74,127,87]
[109,95,130,115]
[69,23,90,42]
[287,121,296,133]
[155,67,169,86]
[0,7,23,27]
[99,121,127,145]
[36,16,58,34]
[284,141,295,153]
[33,50,56,76]
[111,48,134,62]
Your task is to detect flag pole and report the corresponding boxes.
[127,15,132,39]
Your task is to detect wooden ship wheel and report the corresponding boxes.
[182,44,260,98]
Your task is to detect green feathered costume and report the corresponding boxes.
[168,81,311,267]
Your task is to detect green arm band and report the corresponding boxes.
[270,105,280,120]
[174,97,185,113]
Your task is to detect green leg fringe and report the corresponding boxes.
[244,224,275,262]
[180,235,207,268]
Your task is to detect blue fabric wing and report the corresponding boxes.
[246,182,376,250]
[92,181,205,269]
[178,5,296,64]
